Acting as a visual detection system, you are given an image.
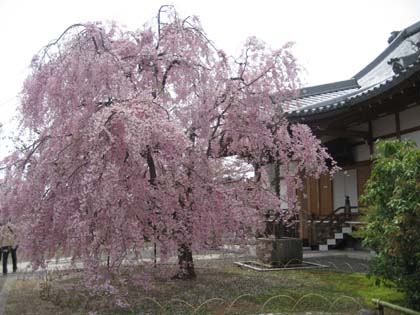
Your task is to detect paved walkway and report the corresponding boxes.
[0,247,374,273]
[303,249,373,260]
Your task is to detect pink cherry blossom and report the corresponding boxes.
[0,6,336,291]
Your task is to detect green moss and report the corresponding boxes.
[245,270,405,313]
[331,273,405,305]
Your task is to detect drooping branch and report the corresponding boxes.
[0,7,336,294]
[161,59,180,92]
[19,135,51,169]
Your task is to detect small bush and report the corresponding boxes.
[361,140,420,310]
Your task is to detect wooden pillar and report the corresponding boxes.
[308,177,319,217]
[298,177,309,242]
[319,174,333,216]
[368,120,374,155]
[357,165,371,204]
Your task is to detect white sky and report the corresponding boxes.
[0,0,420,155]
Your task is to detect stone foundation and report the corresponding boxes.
[256,237,303,266]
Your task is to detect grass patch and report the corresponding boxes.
[5,264,406,315]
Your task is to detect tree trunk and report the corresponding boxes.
[172,244,196,280]
[273,161,280,197]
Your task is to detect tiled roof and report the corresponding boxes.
[283,87,360,112]
[287,20,420,118]
[289,57,420,117]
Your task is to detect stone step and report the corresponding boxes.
[318,224,355,252]
[319,244,329,251]
[335,232,344,239]
[327,239,336,245]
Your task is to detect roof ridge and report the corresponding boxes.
[298,79,359,98]
[353,20,420,80]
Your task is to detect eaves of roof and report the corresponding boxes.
[288,56,420,119]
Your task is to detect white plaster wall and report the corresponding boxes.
[372,114,396,138]
[352,143,370,162]
[400,105,420,130]
[402,130,420,147]
[265,162,298,210]
[279,178,288,209]
[333,169,358,212]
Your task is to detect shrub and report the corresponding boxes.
[361,140,420,310]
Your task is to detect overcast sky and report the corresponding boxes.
[1,0,420,154]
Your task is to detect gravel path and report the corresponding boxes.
[0,275,17,315]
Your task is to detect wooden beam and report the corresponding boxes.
[395,112,401,140]
[373,124,420,142]
[315,128,369,139]
[319,85,419,129]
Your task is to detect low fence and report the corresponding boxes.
[372,299,420,315]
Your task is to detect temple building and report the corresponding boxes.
[285,20,420,250]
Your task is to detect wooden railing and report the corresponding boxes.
[308,202,361,247]
[372,299,420,315]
